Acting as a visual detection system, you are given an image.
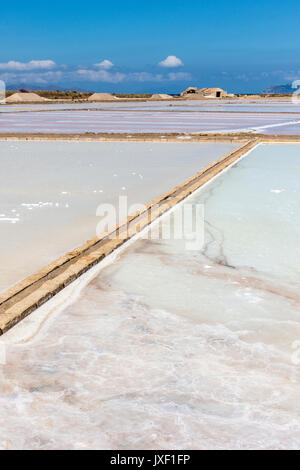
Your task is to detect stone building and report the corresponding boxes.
[180,87,228,98]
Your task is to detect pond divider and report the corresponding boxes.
[0,139,259,334]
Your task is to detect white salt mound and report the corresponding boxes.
[150,94,173,100]
[6,92,50,103]
[88,93,119,101]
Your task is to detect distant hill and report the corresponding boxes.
[6,84,90,93]
[264,83,300,94]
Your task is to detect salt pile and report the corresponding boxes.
[88,93,119,101]
[150,94,173,100]
[6,92,50,103]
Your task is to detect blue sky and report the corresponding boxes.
[1,0,300,93]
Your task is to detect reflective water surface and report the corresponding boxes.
[0,140,238,292]
[1,143,300,450]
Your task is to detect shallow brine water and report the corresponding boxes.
[1,98,300,113]
[1,110,300,134]
[1,143,300,450]
[0,140,238,292]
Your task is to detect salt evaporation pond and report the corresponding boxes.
[1,98,300,113]
[1,143,300,450]
[1,110,300,134]
[0,140,238,292]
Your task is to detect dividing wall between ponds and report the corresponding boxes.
[0,140,257,334]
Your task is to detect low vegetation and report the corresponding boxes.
[112,93,152,99]
[5,90,154,100]
[5,90,92,100]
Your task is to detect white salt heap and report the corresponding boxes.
[5,92,50,103]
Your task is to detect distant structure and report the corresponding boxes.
[88,93,119,101]
[180,87,228,99]
[6,92,50,103]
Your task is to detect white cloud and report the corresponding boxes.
[77,69,125,83]
[128,72,163,82]
[0,70,63,85]
[168,72,191,81]
[0,61,192,86]
[0,60,56,71]
[129,72,191,82]
[75,70,190,83]
[94,60,114,70]
[158,55,183,68]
